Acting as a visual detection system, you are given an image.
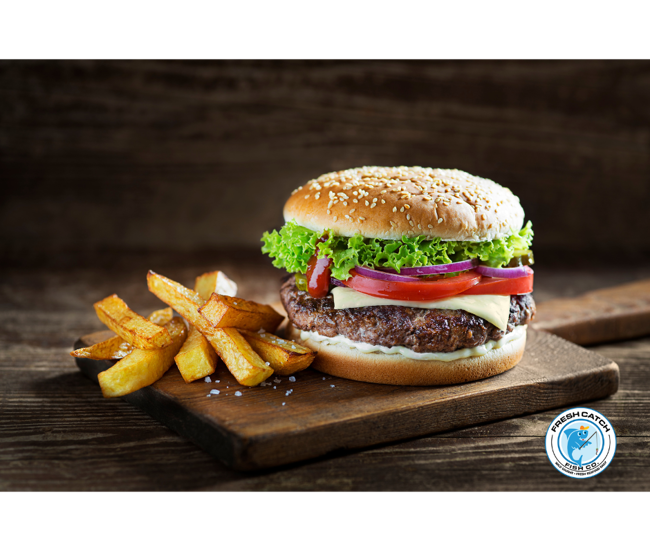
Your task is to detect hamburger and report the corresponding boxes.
[262,166,535,385]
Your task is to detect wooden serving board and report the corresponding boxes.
[75,327,618,471]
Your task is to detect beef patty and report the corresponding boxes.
[280,275,536,353]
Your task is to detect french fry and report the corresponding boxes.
[147,271,273,386]
[94,294,173,350]
[98,317,187,398]
[71,335,134,360]
[147,271,215,331]
[195,270,237,301]
[173,271,239,382]
[198,294,284,332]
[240,330,316,376]
[148,307,174,325]
[172,271,235,382]
[204,327,273,386]
[174,325,218,383]
[71,308,173,360]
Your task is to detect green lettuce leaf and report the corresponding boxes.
[261,221,533,281]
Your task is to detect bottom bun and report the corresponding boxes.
[287,324,526,386]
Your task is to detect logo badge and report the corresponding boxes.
[545,407,616,479]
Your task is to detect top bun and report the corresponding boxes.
[284,166,525,242]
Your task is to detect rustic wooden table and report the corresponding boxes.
[2,251,649,491]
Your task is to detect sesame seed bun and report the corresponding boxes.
[287,323,526,386]
[284,166,524,241]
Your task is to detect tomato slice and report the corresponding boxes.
[463,268,534,296]
[342,270,482,301]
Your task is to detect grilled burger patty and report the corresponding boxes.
[280,275,536,353]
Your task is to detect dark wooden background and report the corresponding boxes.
[2,61,650,491]
[2,60,650,264]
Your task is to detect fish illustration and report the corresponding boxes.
[563,425,592,468]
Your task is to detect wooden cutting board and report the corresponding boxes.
[75,324,618,470]
[75,274,650,470]
[532,278,650,345]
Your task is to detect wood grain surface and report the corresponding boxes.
[534,278,650,345]
[2,252,650,490]
[4,60,650,489]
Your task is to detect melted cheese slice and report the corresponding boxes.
[332,287,510,331]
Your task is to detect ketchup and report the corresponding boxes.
[306,236,332,298]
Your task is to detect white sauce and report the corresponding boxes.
[300,325,527,361]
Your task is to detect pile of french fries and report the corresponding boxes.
[71,270,315,398]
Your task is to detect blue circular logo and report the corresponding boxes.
[545,407,616,479]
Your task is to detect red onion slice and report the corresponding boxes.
[378,259,478,276]
[330,262,532,290]
[476,265,533,278]
[354,265,422,282]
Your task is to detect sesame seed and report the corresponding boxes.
[326,209,331,215]
[406,214,410,220]
[365,200,369,206]
[404,204,410,209]
[400,207,405,212]
[350,208,355,214]
[359,217,366,221]
[409,220,414,226]
[428,224,433,228]
[418,224,422,229]
[333,216,338,222]
[305,194,310,199]
[390,220,396,227]
[438,218,443,223]
[353,199,358,203]
[315,193,320,199]
[370,203,376,208]
[343,201,348,206]
[373,198,377,202]
[381,199,386,204]
[392,207,397,212]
